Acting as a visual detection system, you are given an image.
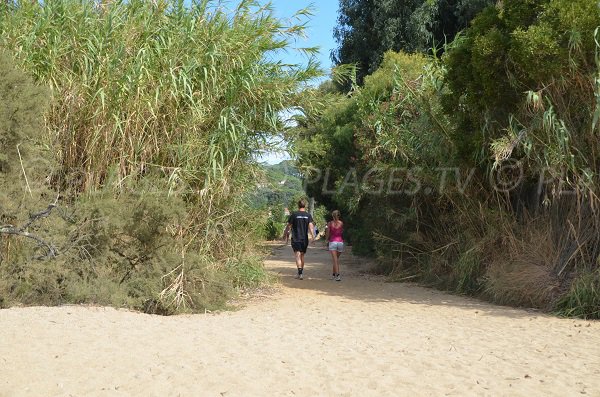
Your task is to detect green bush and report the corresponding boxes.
[509,23,567,84]
[444,0,600,162]
[555,270,600,319]
[0,49,51,193]
[0,186,272,314]
[0,0,318,314]
[453,246,484,294]
[294,0,600,319]
[264,216,285,241]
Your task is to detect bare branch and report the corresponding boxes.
[19,203,57,232]
[0,200,60,259]
[0,226,58,258]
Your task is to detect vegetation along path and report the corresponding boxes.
[1,243,599,396]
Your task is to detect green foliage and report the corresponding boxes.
[298,50,451,180]
[500,0,547,31]
[0,50,50,177]
[333,0,382,84]
[296,50,452,254]
[0,0,320,192]
[0,182,273,314]
[452,246,484,294]
[332,0,495,85]
[225,255,273,289]
[355,51,449,167]
[0,49,54,260]
[263,216,285,241]
[295,0,600,318]
[444,0,600,164]
[250,161,304,210]
[510,23,566,83]
[311,205,328,232]
[0,0,319,314]
[555,270,600,319]
[248,160,306,240]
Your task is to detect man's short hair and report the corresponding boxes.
[297,199,307,209]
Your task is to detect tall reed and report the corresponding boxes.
[0,0,321,313]
[0,0,319,192]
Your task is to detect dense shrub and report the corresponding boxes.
[296,0,600,318]
[332,0,495,85]
[444,0,599,163]
[0,0,315,314]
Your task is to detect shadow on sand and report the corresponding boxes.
[264,241,549,321]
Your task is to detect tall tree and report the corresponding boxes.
[332,0,378,85]
[332,0,495,85]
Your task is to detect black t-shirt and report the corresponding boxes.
[288,211,314,242]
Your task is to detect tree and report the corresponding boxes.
[332,0,495,85]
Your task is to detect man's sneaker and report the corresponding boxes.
[335,274,341,281]
[294,274,300,279]
[299,273,304,280]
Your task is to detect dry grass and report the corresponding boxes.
[484,220,561,309]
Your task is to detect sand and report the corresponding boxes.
[1,242,599,397]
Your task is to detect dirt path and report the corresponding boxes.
[1,243,599,396]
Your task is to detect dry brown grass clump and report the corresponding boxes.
[484,225,561,309]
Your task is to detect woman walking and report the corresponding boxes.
[325,210,344,281]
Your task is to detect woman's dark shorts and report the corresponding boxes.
[291,240,309,253]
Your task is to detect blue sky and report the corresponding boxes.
[260,1,340,164]
[202,0,339,164]
[200,1,340,164]
[268,0,339,73]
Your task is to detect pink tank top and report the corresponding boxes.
[328,222,343,242]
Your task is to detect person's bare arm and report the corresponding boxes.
[324,222,330,242]
[282,223,291,241]
[309,222,316,244]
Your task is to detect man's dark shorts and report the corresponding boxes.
[291,240,309,253]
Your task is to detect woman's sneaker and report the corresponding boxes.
[335,274,341,281]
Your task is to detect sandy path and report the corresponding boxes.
[1,243,599,397]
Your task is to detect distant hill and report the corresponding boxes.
[264,160,302,190]
[249,161,304,211]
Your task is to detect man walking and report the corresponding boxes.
[283,199,316,280]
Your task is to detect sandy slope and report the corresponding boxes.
[1,243,599,397]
